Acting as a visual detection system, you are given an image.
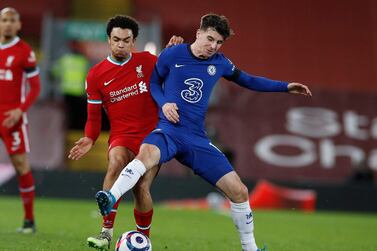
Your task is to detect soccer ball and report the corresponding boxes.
[115,231,152,251]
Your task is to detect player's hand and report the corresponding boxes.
[165,35,184,48]
[288,83,312,97]
[2,108,23,128]
[68,137,94,160]
[162,103,180,123]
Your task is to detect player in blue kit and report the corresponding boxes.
[96,13,312,251]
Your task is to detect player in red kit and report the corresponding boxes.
[0,7,41,234]
[68,15,182,250]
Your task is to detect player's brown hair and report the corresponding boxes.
[200,13,233,40]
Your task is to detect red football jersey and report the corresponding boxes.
[86,51,158,139]
[0,36,38,112]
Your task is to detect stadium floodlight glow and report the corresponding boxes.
[144,42,157,55]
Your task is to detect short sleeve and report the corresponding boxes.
[147,51,158,65]
[86,69,102,104]
[23,46,39,78]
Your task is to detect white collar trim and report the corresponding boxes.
[107,53,133,66]
[0,36,20,50]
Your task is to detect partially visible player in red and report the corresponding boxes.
[68,15,182,250]
[0,7,41,234]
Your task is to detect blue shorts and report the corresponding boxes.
[143,127,233,186]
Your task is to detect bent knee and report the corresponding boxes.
[137,144,160,168]
[108,156,130,176]
[230,184,249,202]
[109,153,130,166]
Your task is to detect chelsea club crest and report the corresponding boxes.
[207,65,216,76]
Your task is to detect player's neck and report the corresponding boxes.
[0,35,17,45]
[110,53,131,64]
[190,43,208,59]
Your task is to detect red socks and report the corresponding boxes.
[103,199,121,229]
[134,208,153,237]
[101,200,154,238]
[18,171,35,221]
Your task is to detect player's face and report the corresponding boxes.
[108,28,135,61]
[0,11,21,40]
[196,28,224,58]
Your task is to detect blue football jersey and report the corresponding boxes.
[151,43,287,134]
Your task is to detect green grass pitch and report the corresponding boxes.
[0,196,376,251]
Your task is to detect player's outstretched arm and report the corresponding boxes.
[68,137,94,160]
[68,104,100,160]
[165,35,184,48]
[287,82,312,97]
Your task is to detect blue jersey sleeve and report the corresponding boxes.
[150,48,174,107]
[150,67,166,107]
[222,55,237,77]
[222,55,288,92]
[155,48,172,79]
[232,70,288,92]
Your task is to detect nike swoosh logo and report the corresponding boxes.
[246,221,252,224]
[175,64,185,68]
[104,78,116,86]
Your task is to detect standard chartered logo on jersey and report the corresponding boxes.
[0,69,13,81]
[254,107,377,170]
[110,81,148,103]
[181,78,203,103]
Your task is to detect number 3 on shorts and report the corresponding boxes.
[11,131,21,151]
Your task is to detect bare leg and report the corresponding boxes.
[132,165,160,236]
[109,143,160,201]
[101,146,135,234]
[216,171,259,251]
[10,153,31,175]
[104,146,135,190]
[133,165,159,211]
[10,153,35,233]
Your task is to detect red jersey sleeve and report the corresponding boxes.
[86,69,102,104]
[20,45,40,111]
[148,52,157,65]
[23,45,39,78]
[84,69,102,142]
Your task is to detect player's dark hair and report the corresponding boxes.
[199,13,233,40]
[106,15,139,38]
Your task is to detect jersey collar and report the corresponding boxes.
[0,36,20,50]
[187,44,213,61]
[107,53,133,66]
